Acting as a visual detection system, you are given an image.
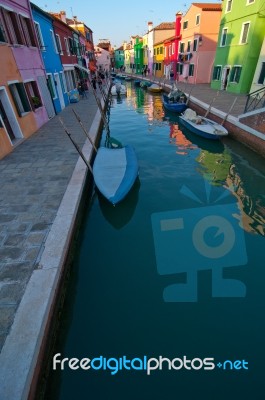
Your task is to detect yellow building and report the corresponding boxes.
[153,41,165,78]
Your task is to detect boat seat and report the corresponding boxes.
[183,108,197,120]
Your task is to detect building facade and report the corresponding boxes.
[178,3,222,84]
[0,0,49,159]
[211,0,265,93]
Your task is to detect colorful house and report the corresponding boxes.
[31,3,69,114]
[49,12,80,96]
[153,41,164,78]
[134,36,143,74]
[114,45,124,70]
[164,12,182,80]
[66,15,96,73]
[0,0,49,160]
[178,3,222,84]
[146,21,175,76]
[211,0,265,93]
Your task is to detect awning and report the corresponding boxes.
[74,64,90,74]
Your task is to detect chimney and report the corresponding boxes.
[60,11,66,23]
[123,41,127,50]
[175,12,182,37]
[148,21,153,32]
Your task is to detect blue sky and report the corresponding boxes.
[32,0,222,47]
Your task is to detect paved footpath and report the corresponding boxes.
[0,89,101,399]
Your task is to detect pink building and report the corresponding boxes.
[0,0,49,159]
[177,3,222,84]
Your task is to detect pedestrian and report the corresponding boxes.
[170,70,174,82]
[92,75,97,90]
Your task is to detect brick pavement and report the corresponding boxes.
[0,91,98,352]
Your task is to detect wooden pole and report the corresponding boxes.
[221,97,238,126]
[71,109,98,153]
[58,117,93,174]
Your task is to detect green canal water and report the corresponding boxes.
[46,83,265,400]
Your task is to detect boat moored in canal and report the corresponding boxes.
[179,108,228,140]
[93,145,139,205]
[147,83,163,93]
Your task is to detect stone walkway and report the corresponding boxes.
[0,91,98,352]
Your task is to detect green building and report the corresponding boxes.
[134,37,144,74]
[114,46,125,70]
[211,0,265,94]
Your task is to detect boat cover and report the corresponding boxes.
[93,145,138,205]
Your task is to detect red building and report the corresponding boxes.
[164,12,182,80]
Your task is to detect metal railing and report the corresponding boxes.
[244,86,265,113]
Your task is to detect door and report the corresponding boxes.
[221,66,230,90]
[54,73,65,110]
[0,99,15,141]
[37,76,56,119]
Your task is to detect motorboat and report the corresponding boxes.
[179,108,228,140]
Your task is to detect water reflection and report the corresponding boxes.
[98,178,141,229]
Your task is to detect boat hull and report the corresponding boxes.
[179,115,228,140]
[162,95,187,113]
[93,145,138,205]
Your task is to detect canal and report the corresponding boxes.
[46,82,265,399]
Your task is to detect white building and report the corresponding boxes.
[94,46,111,72]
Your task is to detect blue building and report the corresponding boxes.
[31,2,69,114]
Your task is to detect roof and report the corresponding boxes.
[154,22,175,30]
[192,3,222,11]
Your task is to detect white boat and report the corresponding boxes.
[179,108,228,140]
[93,145,138,205]
[111,82,127,96]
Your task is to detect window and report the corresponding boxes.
[55,33,63,54]
[169,45,172,56]
[195,14,200,26]
[176,63,183,75]
[247,0,255,4]
[64,37,70,55]
[179,42,184,53]
[226,0,233,12]
[220,28,228,46]
[230,66,242,83]
[189,64,194,76]
[19,15,37,47]
[187,41,191,52]
[68,37,74,54]
[9,82,31,116]
[154,48,156,55]
[24,80,42,110]
[160,46,163,54]
[258,62,265,84]
[34,21,44,49]
[0,9,8,43]
[193,39,198,52]
[240,22,250,44]
[1,9,24,45]
[50,29,58,53]
[47,74,57,99]
[59,72,67,93]
[172,43,175,54]
[183,21,188,29]
[212,66,222,80]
